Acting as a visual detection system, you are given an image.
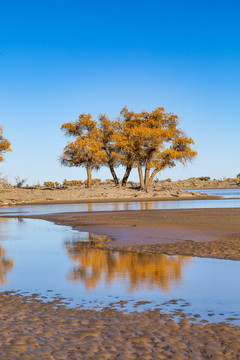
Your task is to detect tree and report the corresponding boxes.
[146,134,197,188]
[0,126,11,162]
[98,114,120,185]
[60,114,106,188]
[113,108,140,186]
[116,107,197,189]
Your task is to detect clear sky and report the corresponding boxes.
[0,0,239,185]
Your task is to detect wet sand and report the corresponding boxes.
[27,208,240,260]
[0,292,239,359]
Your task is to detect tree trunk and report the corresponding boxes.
[144,164,150,188]
[108,163,119,185]
[121,164,132,186]
[86,164,92,188]
[88,203,93,212]
[138,165,145,190]
[149,168,160,186]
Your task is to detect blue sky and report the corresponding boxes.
[0,0,239,184]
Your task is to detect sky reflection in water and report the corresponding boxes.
[0,217,239,324]
[1,197,240,217]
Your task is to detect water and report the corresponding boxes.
[187,188,240,199]
[0,192,240,216]
[0,217,239,324]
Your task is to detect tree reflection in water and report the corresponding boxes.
[65,234,191,292]
[0,219,14,285]
[0,246,14,285]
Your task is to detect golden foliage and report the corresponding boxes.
[0,126,11,162]
[115,107,197,188]
[63,179,83,187]
[43,181,55,188]
[61,114,97,136]
[61,114,106,188]
[88,178,101,185]
[43,181,61,188]
[61,137,106,168]
[60,107,197,188]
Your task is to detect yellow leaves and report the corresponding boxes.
[0,138,11,152]
[170,136,198,163]
[63,179,83,187]
[116,107,182,168]
[61,107,197,188]
[61,114,97,137]
[0,125,11,162]
[61,122,77,135]
[61,115,106,170]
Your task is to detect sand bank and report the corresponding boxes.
[26,208,240,260]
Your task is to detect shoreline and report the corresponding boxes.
[19,207,240,261]
[0,194,220,208]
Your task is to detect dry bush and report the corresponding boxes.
[0,174,11,189]
[62,179,83,187]
[43,181,55,188]
[15,176,27,188]
[198,176,211,181]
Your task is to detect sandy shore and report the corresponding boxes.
[0,292,239,359]
[0,182,218,207]
[26,208,240,260]
[1,174,239,207]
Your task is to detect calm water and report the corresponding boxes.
[187,188,240,198]
[0,217,239,324]
[0,188,240,217]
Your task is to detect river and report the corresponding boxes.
[0,188,239,324]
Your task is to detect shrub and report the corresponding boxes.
[15,176,27,188]
[92,178,101,184]
[236,173,240,179]
[198,176,211,181]
[43,181,55,188]
[0,173,9,185]
[62,179,83,187]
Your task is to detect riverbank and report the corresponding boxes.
[26,208,240,261]
[0,292,239,359]
[174,176,240,189]
[1,175,239,207]
[0,182,219,207]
